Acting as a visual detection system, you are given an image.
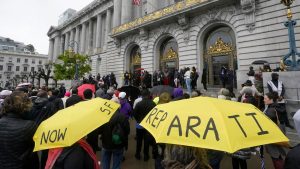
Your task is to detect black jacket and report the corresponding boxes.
[49,96,64,112]
[284,144,300,169]
[26,97,56,124]
[0,114,37,169]
[66,95,82,108]
[265,103,286,124]
[133,98,156,123]
[53,144,94,169]
[99,112,130,150]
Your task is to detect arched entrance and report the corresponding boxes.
[159,37,179,72]
[129,45,141,73]
[203,27,237,87]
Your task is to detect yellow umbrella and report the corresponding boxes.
[140,97,289,153]
[33,98,120,152]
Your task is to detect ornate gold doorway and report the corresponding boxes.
[130,46,141,72]
[203,27,237,87]
[160,37,179,72]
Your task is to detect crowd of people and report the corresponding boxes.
[0,64,299,169]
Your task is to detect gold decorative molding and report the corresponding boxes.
[112,0,207,35]
[131,53,141,65]
[161,48,178,62]
[207,38,233,56]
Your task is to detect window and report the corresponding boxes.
[2,45,8,51]
[32,59,35,64]
[24,67,28,72]
[7,76,10,79]
[0,65,3,71]
[8,66,12,71]
[25,59,28,63]
[31,67,35,72]
[39,60,42,64]
[0,74,2,79]
[16,66,20,71]
[0,57,4,62]
[17,58,20,63]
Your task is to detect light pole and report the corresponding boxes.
[281,0,300,71]
[68,40,80,80]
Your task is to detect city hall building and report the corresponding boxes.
[47,0,300,87]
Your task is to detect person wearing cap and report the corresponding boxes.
[268,73,294,129]
[118,92,132,119]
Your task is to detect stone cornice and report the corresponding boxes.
[0,51,48,58]
[48,0,112,36]
[111,0,236,37]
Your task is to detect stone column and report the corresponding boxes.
[105,9,112,45]
[96,14,102,49]
[121,0,132,24]
[80,23,86,54]
[70,29,75,44]
[53,36,61,61]
[75,26,80,52]
[147,0,159,14]
[88,20,93,52]
[64,32,70,51]
[60,36,64,55]
[48,39,54,61]
[113,0,122,27]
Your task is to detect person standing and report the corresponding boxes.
[48,89,64,112]
[201,67,208,91]
[99,110,130,169]
[0,91,38,169]
[184,67,192,96]
[66,88,82,107]
[133,89,157,161]
[267,73,294,129]
[191,66,199,90]
[124,71,130,86]
[247,66,255,84]
[220,65,227,88]
[263,93,287,169]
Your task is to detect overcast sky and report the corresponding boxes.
[0,0,93,54]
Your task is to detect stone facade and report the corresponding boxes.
[48,0,300,87]
[0,51,48,88]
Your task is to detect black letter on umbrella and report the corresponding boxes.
[246,113,269,135]
[228,115,247,137]
[186,116,201,138]
[167,116,182,136]
[146,108,158,124]
[41,131,50,145]
[203,118,220,141]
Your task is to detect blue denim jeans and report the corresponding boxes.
[185,78,192,96]
[101,148,124,169]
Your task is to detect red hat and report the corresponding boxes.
[114,90,120,98]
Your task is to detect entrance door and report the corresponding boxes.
[212,55,229,85]
[203,27,236,87]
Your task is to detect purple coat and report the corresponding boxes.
[119,99,132,119]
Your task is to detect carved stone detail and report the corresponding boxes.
[177,14,190,44]
[191,6,236,27]
[139,28,149,51]
[241,0,256,32]
[113,38,120,48]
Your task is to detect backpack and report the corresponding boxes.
[112,123,125,145]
